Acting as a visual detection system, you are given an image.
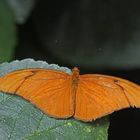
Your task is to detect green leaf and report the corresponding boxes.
[0,59,109,140]
[0,0,16,62]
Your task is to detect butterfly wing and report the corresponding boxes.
[74,74,140,121]
[0,69,74,118]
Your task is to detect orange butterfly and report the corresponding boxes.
[0,67,140,122]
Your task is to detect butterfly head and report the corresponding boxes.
[72,67,79,73]
[72,67,80,84]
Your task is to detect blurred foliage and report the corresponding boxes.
[0,59,109,140]
[0,0,16,62]
[31,0,140,69]
[7,0,35,24]
[0,0,35,63]
[1,0,140,69]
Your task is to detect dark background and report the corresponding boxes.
[4,0,140,139]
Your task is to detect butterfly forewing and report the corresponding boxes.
[0,69,34,93]
[92,74,140,108]
[0,69,74,118]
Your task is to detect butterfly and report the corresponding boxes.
[0,67,140,122]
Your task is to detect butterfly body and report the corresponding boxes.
[0,67,140,122]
